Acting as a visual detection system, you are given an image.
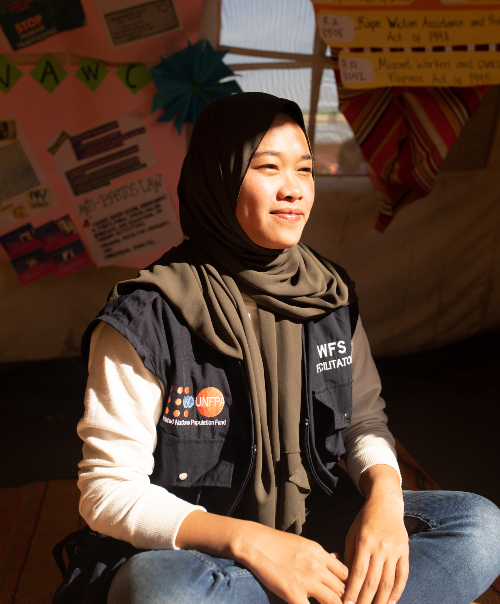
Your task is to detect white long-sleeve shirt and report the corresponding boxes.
[77,302,400,551]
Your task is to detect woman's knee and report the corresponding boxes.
[107,550,218,604]
[461,493,500,547]
[448,492,500,581]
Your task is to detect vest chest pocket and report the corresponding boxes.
[311,381,352,465]
[153,433,237,488]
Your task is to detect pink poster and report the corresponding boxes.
[0,0,203,271]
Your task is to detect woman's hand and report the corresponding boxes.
[235,524,348,604]
[176,510,348,604]
[343,465,409,604]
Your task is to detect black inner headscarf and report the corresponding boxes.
[110,92,356,532]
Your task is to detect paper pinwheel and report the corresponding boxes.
[151,40,243,133]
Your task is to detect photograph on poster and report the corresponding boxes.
[35,214,92,276]
[0,223,41,260]
[0,114,58,232]
[35,215,79,253]
[75,173,183,266]
[0,0,86,51]
[47,112,158,197]
[50,238,92,277]
[10,246,57,285]
[94,0,180,48]
[0,215,92,284]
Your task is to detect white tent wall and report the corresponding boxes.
[2,87,499,362]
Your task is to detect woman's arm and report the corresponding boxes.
[78,321,206,550]
[343,465,408,604]
[342,318,408,604]
[345,317,401,489]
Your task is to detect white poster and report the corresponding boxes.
[0,114,58,232]
[75,173,183,266]
[94,0,181,48]
[47,112,158,197]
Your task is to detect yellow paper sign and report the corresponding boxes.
[316,9,500,46]
[315,0,500,5]
[338,50,500,87]
[315,0,415,5]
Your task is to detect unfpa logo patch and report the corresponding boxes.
[165,386,192,418]
[196,387,225,417]
[165,386,225,419]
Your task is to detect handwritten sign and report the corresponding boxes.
[315,0,500,5]
[338,50,500,87]
[312,0,500,47]
[316,9,500,46]
[75,173,183,266]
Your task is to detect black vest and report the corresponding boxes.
[82,288,359,517]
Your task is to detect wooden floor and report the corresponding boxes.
[1,330,499,508]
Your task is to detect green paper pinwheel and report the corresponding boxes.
[151,40,242,133]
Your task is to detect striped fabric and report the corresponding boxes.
[333,64,491,230]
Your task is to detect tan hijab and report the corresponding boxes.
[110,92,356,533]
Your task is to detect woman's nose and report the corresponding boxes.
[277,174,303,201]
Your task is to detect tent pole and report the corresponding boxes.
[199,0,222,49]
[308,30,326,152]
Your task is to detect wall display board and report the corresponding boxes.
[312,0,500,87]
[0,0,201,284]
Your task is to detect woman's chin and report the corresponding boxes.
[260,233,303,250]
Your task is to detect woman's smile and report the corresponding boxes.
[270,208,304,221]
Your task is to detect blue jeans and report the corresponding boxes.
[108,474,500,604]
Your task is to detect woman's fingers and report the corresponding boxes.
[303,551,347,599]
[387,556,409,604]
[345,556,408,604]
[325,552,349,583]
[343,551,372,604]
[320,566,347,599]
[310,582,344,604]
[372,561,396,604]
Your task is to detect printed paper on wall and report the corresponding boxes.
[0,0,86,51]
[75,173,183,266]
[47,112,158,197]
[94,0,180,48]
[0,113,58,232]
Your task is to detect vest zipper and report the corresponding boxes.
[228,443,257,517]
[303,418,333,496]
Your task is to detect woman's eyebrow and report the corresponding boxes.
[253,150,313,160]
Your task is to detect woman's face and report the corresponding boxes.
[235,112,314,249]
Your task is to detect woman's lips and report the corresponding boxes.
[270,210,303,222]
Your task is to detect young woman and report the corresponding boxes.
[59,93,500,604]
